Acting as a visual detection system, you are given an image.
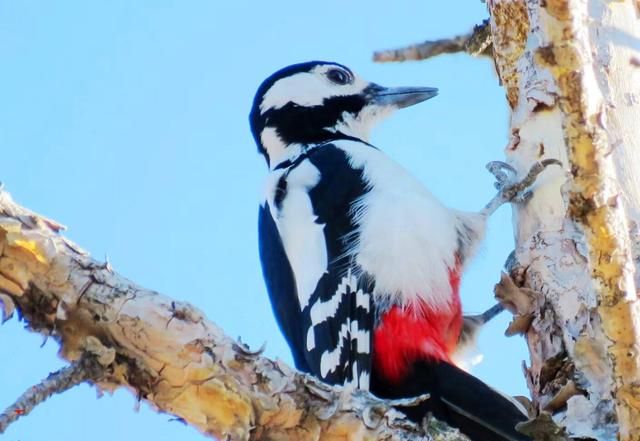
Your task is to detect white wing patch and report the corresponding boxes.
[270,161,328,310]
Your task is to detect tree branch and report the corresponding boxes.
[373,20,492,63]
[0,188,468,440]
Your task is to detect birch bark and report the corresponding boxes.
[487,1,640,439]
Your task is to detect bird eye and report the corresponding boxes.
[327,68,351,85]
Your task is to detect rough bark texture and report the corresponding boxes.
[0,189,468,441]
[487,0,640,439]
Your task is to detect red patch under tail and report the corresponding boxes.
[373,265,463,383]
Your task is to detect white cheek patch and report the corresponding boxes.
[259,68,369,113]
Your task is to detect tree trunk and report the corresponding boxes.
[487,0,640,439]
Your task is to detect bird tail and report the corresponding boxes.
[374,360,530,441]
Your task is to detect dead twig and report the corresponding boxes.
[373,20,492,63]
[0,352,106,434]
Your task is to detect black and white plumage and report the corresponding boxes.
[250,61,530,441]
[259,141,374,387]
[252,62,389,388]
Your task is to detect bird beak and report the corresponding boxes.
[366,84,439,109]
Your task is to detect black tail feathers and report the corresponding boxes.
[371,360,530,441]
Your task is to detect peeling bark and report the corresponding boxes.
[0,189,468,441]
[487,0,640,439]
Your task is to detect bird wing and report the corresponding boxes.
[259,143,374,388]
[258,202,311,372]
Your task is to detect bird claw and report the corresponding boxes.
[483,159,562,215]
[513,189,533,204]
[486,161,517,191]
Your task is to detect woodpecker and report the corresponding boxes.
[251,61,531,441]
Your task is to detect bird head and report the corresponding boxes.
[249,61,438,167]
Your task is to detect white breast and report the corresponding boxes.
[337,140,467,308]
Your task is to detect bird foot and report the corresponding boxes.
[486,161,517,191]
[489,161,533,203]
[458,303,505,348]
[483,159,562,216]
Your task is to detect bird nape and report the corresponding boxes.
[251,61,531,441]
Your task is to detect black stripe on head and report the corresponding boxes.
[261,94,367,146]
[249,61,355,164]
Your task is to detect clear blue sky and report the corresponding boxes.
[0,2,528,440]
